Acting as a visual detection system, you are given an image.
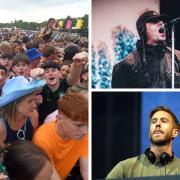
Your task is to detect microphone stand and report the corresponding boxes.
[171,24,175,89]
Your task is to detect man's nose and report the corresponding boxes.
[155,119,161,127]
[19,66,23,69]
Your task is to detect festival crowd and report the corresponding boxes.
[0,17,88,180]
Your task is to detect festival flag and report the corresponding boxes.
[66,19,72,30]
[76,19,84,29]
[59,20,64,28]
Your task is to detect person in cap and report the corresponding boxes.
[0,76,46,146]
[25,48,42,69]
[106,106,180,178]
[38,51,88,125]
[44,63,88,124]
[112,10,180,88]
[33,93,88,180]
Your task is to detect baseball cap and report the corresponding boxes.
[136,10,169,38]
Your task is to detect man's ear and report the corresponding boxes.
[172,128,179,139]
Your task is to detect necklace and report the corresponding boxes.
[16,121,27,140]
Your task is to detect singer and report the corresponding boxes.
[106,106,180,178]
[112,10,180,88]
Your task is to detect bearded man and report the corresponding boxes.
[106,106,180,178]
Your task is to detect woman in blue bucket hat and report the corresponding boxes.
[0,76,46,146]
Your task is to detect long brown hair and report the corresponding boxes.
[0,101,17,128]
[2,140,51,180]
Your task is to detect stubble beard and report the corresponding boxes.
[150,132,172,146]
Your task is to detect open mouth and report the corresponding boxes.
[49,77,55,81]
[160,33,166,36]
[19,71,24,75]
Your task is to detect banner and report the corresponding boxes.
[66,19,72,30]
[59,20,64,28]
[76,19,84,29]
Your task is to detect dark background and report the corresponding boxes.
[92,92,141,178]
[160,0,180,50]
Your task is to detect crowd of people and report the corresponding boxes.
[0,17,88,180]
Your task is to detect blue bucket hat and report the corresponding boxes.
[25,48,42,61]
[0,76,46,107]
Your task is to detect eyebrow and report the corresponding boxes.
[151,117,169,122]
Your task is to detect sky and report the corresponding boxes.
[0,0,89,23]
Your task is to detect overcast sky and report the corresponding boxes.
[0,0,89,23]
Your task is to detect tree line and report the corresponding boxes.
[0,15,88,31]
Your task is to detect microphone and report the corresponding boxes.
[159,17,180,33]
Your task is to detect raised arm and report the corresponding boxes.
[67,51,88,86]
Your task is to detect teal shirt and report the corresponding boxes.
[106,154,180,179]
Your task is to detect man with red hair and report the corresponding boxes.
[33,93,88,180]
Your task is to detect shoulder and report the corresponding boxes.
[124,51,138,64]
[113,51,137,71]
[33,122,54,143]
[118,156,139,167]
[42,84,50,92]
[44,110,58,124]
[41,85,52,96]
[110,156,139,171]
[33,122,55,159]
[173,156,180,165]
[106,156,139,179]
[166,47,180,60]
